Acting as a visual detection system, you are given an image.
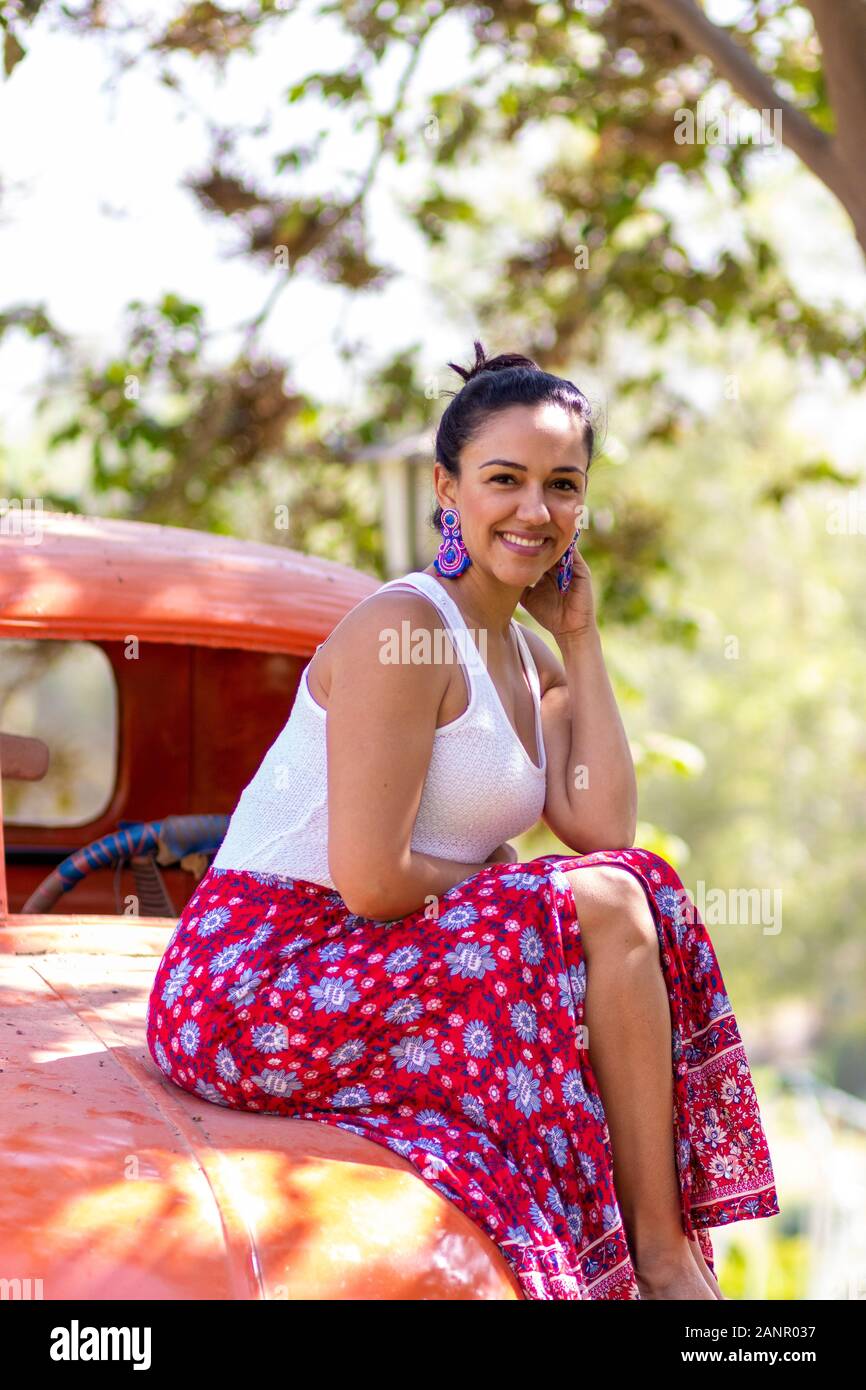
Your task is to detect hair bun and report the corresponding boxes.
[448,337,539,385]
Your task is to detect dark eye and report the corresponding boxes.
[489,473,517,484]
[552,478,580,490]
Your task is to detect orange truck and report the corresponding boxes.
[0,511,521,1300]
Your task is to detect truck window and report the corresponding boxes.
[0,639,118,827]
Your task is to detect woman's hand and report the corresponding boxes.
[519,535,596,642]
[485,841,520,864]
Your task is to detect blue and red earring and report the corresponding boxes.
[433,506,471,578]
[556,528,581,593]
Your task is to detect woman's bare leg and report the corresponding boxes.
[563,865,719,1300]
[689,1233,725,1299]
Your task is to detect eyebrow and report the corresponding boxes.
[478,458,587,476]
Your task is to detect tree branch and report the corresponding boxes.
[241,29,429,355]
[637,0,835,184]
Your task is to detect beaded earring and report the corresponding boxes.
[433,506,471,577]
[556,528,581,593]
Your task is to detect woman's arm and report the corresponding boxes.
[523,622,638,853]
[325,592,501,921]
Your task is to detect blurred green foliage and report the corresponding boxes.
[1,0,863,555]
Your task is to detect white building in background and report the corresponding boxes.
[355,431,439,578]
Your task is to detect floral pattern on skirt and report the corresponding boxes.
[145,847,780,1300]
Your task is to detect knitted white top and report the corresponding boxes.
[211,570,548,889]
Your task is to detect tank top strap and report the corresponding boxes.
[374,572,488,678]
[511,621,542,709]
[510,621,545,769]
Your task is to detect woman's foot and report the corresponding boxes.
[634,1242,717,1300]
[688,1232,725,1299]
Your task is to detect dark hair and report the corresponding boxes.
[431,339,598,530]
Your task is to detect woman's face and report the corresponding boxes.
[435,401,589,587]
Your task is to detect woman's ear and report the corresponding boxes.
[432,462,456,513]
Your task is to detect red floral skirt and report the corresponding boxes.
[145,847,780,1299]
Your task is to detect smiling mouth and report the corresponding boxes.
[497,531,552,552]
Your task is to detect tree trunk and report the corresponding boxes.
[640,0,866,258]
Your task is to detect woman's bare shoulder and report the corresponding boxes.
[330,585,451,653]
[307,585,453,706]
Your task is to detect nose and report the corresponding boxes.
[513,487,550,525]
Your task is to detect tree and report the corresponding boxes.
[641,0,866,254]
[0,1,862,592]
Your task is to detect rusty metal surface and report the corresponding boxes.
[0,920,523,1301]
[0,511,379,656]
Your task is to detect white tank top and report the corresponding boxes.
[211,570,548,888]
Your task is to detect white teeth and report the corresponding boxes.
[500,532,546,548]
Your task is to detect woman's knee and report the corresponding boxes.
[563,864,659,953]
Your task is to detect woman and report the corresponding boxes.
[146,341,780,1301]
